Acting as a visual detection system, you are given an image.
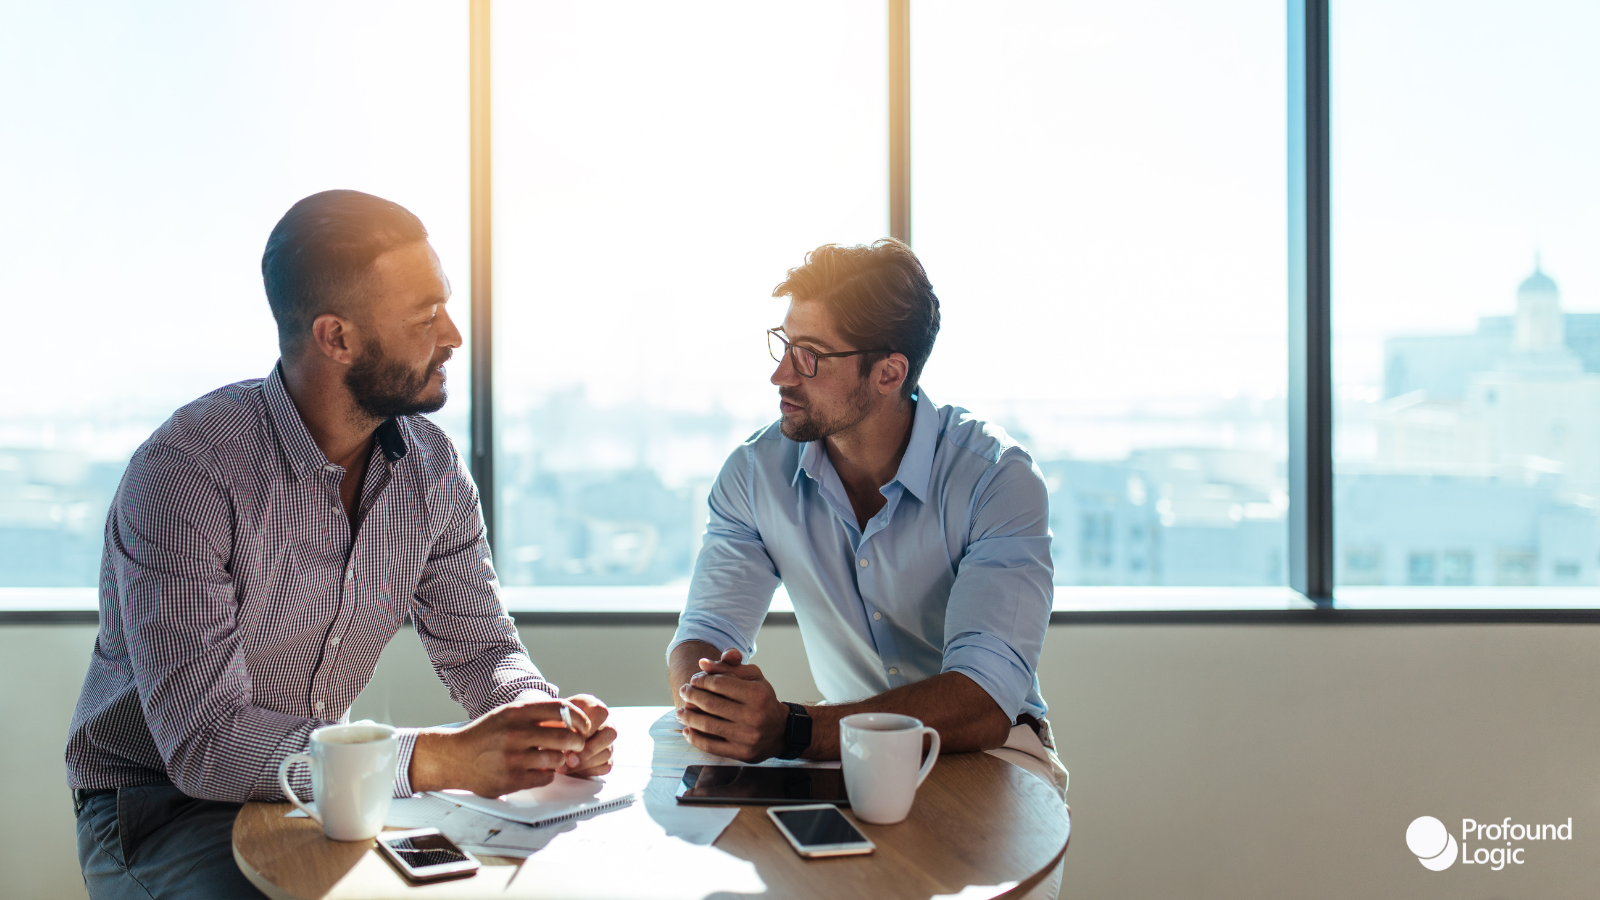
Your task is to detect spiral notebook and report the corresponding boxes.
[429,772,639,828]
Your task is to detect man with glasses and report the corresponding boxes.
[667,239,1067,797]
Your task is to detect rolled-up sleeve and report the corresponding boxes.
[114,445,319,803]
[671,444,781,660]
[941,449,1054,720]
[411,453,557,721]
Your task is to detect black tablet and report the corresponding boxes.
[673,764,850,806]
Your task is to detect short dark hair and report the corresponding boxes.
[261,190,428,356]
[772,239,940,399]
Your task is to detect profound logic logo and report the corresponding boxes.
[1407,815,1574,871]
[1406,817,1458,870]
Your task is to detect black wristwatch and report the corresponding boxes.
[777,702,812,759]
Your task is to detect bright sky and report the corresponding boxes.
[1334,0,1600,385]
[490,1,885,425]
[914,0,1286,411]
[0,1,469,444]
[3,0,1596,453]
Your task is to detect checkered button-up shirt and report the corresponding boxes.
[65,365,556,802]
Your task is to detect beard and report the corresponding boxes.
[344,339,449,421]
[778,377,874,443]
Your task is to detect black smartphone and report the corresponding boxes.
[375,828,480,883]
[674,764,850,805]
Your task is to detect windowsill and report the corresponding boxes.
[1333,587,1600,608]
[6,585,1600,625]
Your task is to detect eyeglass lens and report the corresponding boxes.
[768,332,817,376]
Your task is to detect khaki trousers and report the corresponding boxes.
[985,717,1069,900]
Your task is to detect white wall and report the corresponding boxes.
[5,622,1598,899]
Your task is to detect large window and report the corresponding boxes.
[8,1,1596,615]
[1332,0,1600,603]
[0,1,470,589]
[914,1,1289,596]
[490,2,884,595]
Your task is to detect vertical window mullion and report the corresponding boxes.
[889,0,911,244]
[470,0,496,551]
[1287,0,1333,604]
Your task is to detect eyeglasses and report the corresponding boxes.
[767,329,892,378]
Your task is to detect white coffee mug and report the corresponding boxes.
[840,713,941,824]
[278,721,398,841]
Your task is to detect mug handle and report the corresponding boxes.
[278,752,320,824]
[914,727,941,788]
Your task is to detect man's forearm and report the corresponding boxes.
[668,640,721,708]
[800,671,1013,759]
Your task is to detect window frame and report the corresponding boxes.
[458,0,1594,620]
[8,1,1593,622]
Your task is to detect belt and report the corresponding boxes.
[71,787,116,814]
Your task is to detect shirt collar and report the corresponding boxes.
[375,417,409,462]
[794,433,828,488]
[889,391,938,504]
[264,363,328,481]
[263,363,409,481]
[789,391,939,504]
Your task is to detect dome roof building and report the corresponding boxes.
[1514,257,1565,355]
[1518,268,1559,296]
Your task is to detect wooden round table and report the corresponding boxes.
[234,707,1070,899]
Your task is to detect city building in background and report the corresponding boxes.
[486,389,1290,590]
[1337,262,1600,586]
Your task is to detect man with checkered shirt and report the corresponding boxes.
[65,191,615,900]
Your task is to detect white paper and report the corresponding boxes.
[430,772,637,827]
[640,772,739,845]
[507,799,765,899]
[383,794,460,827]
[435,804,577,859]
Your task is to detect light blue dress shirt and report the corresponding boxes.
[672,393,1053,721]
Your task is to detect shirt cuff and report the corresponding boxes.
[392,728,420,798]
[942,633,1034,721]
[669,622,754,661]
[516,686,560,703]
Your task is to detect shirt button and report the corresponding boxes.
[888,667,898,675]
[345,569,354,581]
[859,558,869,568]
[329,637,339,647]
[872,612,882,621]
[314,701,325,713]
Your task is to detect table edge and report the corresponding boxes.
[233,834,303,900]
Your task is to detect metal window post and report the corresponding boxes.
[1287,0,1333,604]
[469,0,496,551]
[888,0,911,244]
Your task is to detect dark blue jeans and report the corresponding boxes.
[74,783,267,900]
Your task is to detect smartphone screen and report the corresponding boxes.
[381,832,471,869]
[771,806,868,847]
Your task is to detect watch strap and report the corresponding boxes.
[778,701,812,759]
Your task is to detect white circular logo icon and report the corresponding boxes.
[1407,816,1458,871]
